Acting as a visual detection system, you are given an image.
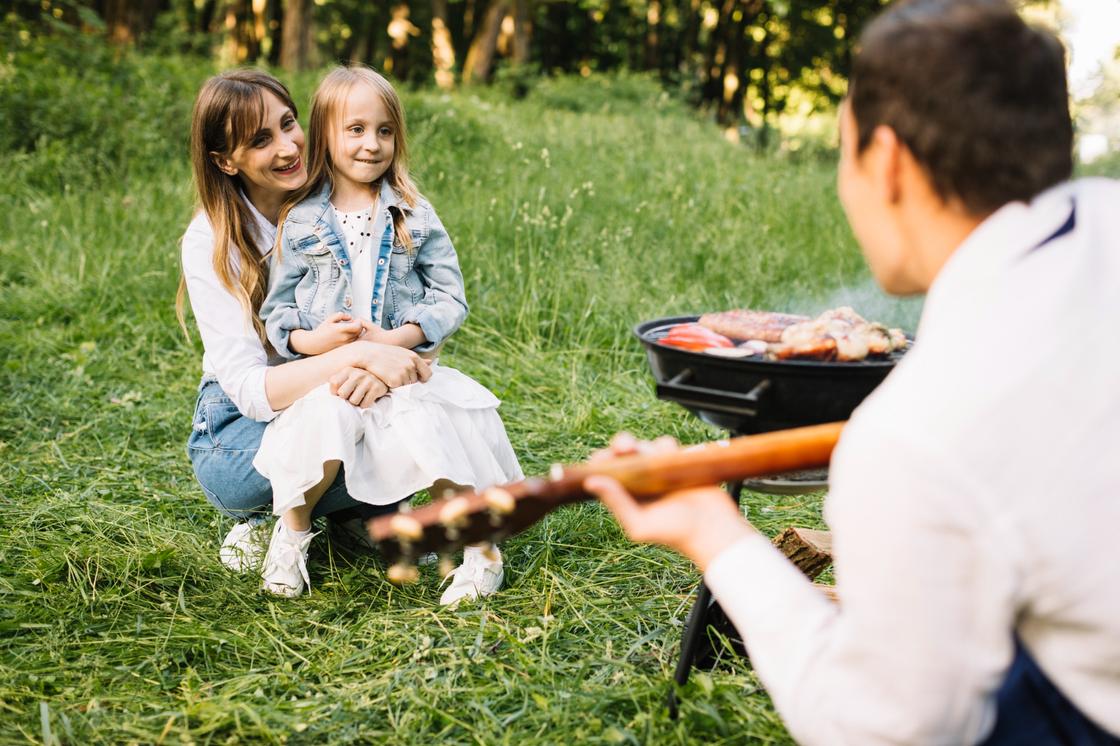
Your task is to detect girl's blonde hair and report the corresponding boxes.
[281,65,420,250]
[178,69,298,343]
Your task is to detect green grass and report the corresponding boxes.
[0,62,925,744]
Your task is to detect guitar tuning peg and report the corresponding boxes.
[549,464,564,482]
[483,486,515,526]
[386,562,419,585]
[478,542,499,562]
[438,496,470,528]
[389,513,423,543]
[483,487,515,514]
[398,502,412,514]
[439,496,470,542]
[438,555,454,578]
[442,488,457,499]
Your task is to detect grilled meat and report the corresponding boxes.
[771,306,907,361]
[698,309,810,342]
[692,305,908,361]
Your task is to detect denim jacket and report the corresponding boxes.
[261,179,467,358]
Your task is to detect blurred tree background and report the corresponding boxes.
[5,0,895,139]
[4,0,1110,162]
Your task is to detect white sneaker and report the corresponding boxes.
[439,545,504,606]
[260,522,317,598]
[219,521,269,573]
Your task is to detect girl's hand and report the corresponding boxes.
[290,313,364,356]
[329,367,388,408]
[347,340,432,388]
[358,320,392,344]
[359,321,428,350]
[582,433,755,571]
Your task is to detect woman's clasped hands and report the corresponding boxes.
[328,336,430,408]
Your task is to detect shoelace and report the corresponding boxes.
[444,552,499,587]
[266,532,316,590]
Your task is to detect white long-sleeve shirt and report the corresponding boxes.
[705,178,1120,744]
[180,198,280,422]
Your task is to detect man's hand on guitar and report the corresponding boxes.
[584,432,757,572]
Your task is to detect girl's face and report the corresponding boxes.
[218,90,306,198]
[329,83,396,196]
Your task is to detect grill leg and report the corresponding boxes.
[666,480,745,719]
[668,581,713,718]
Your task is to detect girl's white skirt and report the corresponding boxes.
[253,364,523,515]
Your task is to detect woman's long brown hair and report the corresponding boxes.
[177,70,298,344]
[278,65,420,253]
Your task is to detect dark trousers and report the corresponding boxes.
[981,638,1119,745]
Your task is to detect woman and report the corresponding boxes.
[179,69,431,573]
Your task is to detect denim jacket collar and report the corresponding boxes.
[285,178,412,228]
[376,177,414,215]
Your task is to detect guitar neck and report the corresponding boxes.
[369,422,844,565]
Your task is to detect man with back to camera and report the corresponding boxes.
[584,0,1120,743]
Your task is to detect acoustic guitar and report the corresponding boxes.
[368,421,844,583]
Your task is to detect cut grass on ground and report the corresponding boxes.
[1,68,927,744]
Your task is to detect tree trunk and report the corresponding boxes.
[462,0,509,84]
[462,0,477,46]
[102,0,134,44]
[265,0,282,64]
[511,0,531,65]
[431,0,456,89]
[101,0,166,44]
[387,3,421,80]
[644,0,661,71]
[280,0,315,72]
[716,2,746,125]
[349,5,380,65]
[194,0,218,34]
[701,0,735,105]
[677,0,701,73]
[246,0,268,60]
[219,0,253,65]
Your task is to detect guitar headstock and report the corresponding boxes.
[368,470,592,582]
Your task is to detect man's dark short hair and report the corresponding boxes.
[850,0,1072,215]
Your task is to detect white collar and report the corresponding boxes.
[240,189,279,254]
[919,180,1078,338]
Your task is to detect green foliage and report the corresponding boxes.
[1079,151,1120,179]
[0,21,208,193]
[528,71,686,116]
[0,54,920,743]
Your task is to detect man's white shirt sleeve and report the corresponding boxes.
[705,426,1015,745]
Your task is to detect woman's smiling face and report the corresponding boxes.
[217,90,307,198]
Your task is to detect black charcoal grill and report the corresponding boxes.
[635,314,908,718]
[636,315,905,433]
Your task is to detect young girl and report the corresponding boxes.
[252,66,522,603]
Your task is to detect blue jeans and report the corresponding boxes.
[186,378,396,522]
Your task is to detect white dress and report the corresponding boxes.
[253,203,523,515]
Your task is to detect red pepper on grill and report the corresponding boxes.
[659,323,734,351]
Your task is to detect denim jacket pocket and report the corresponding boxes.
[298,245,341,319]
[389,244,412,280]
